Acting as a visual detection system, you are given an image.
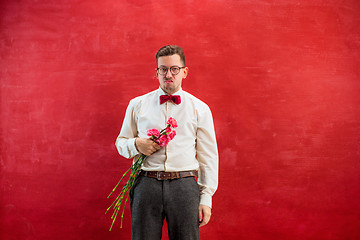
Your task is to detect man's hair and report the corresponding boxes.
[156,45,185,66]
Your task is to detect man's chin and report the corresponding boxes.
[161,86,175,95]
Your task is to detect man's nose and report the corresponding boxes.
[165,69,173,78]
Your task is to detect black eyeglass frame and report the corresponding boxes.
[156,66,186,76]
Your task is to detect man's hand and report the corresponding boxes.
[198,204,212,227]
[135,138,161,156]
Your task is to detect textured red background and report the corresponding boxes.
[1,0,360,239]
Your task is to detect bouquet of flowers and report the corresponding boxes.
[106,117,178,230]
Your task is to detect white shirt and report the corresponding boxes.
[115,87,218,207]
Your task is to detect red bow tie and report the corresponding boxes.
[160,95,181,105]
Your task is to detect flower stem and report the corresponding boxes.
[106,154,146,230]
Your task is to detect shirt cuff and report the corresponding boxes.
[200,193,212,208]
[128,138,140,157]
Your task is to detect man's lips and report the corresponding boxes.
[164,80,173,83]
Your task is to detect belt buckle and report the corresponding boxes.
[156,171,162,180]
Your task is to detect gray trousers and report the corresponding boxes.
[130,175,200,240]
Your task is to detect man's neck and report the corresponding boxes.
[160,87,181,96]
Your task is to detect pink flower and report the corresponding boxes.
[157,135,170,146]
[168,130,176,140]
[167,117,178,128]
[165,127,172,133]
[147,128,160,138]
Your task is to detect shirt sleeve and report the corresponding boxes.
[115,99,140,159]
[196,104,219,208]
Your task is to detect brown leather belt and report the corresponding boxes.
[139,170,198,180]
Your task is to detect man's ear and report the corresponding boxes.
[183,67,189,79]
[155,68,159,79]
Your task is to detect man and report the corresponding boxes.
[115,45,218,240]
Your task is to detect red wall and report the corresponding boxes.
[1,0,360,239]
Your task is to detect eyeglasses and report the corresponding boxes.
[157,66,185,76]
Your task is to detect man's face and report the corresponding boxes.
[156,54,188,95]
